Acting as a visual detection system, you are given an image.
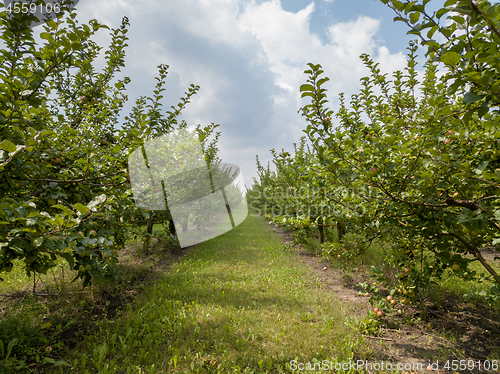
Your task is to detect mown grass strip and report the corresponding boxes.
[67,215,370,373]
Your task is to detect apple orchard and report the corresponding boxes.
[1,0,500,311]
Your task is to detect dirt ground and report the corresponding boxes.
[268,222,500,374]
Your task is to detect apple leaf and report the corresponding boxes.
[0,139,16,153]
[73,203,89,215]
[440,51,461,66]
[299,84,315,92]
[409,12,420,24]
[463,91,482,104]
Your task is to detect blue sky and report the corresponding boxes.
[40,0,442,187]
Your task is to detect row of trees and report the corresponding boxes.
[251,0,500,301]
[0,2,223,286]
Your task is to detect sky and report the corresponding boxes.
[28,0,444,188]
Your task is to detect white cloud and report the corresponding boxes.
[374,45,407,75]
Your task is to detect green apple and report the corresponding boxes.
[452,263,460,272]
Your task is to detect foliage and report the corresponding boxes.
[298,1,500,297]
[0,3,220,287]
[250,138,349,246]
[252,0,500,307]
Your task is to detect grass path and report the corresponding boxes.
[68,214,370,373]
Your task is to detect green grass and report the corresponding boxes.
[4,213,498,373]
[62,215,371,373]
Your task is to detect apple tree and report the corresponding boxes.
[0,2,219,286]
[298,0,500,302]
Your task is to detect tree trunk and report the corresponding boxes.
[142,213,155,254]
[168,218,176,237]
[337,222,345,242]
[318,224,325,244]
